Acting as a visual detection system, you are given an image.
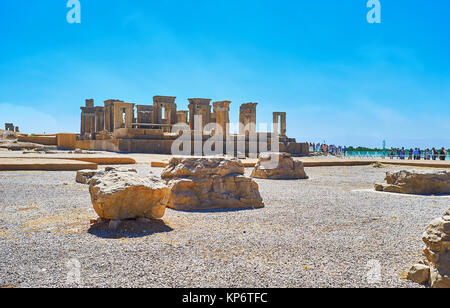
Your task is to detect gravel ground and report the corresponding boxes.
[0,164,448,288]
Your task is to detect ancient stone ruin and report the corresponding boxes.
[251,152,308,180]
[76,167,137,185]
[272,112,286,136]
[161,157,264,211]
[89,169,169,220]
[407,208,450,288]
[4,123,18,132]
[78,96,309,156]
[374,170,450,195]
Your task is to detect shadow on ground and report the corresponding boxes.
[88,218,173,239]
[169,207,265,214]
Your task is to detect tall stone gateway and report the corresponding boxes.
[273,112,287,136]
[94,106,105,133]
[239,103,257,136]
[213,101,231,136]
[103,99,135,132]
[4,123,14,131]
[80,99,96,136]
[153,96,177,126]
[188,98,212,132]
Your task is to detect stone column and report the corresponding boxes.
[239,103,257,135]
[176,111,189,124]
[94,106,105,133]
[213,101,231,136]
[280,113,286,136]
[273,112,286,136]
[80,99,95,136]
[188,98,212,132]
[103,100,114,132]
[125,105,134,129]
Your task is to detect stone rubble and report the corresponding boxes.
[407,208,450,288]
[161,157,264,211]
[250,152,308,180]
[375,170,450,195]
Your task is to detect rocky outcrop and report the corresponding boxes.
[76,167,137,185]
[407,208,450,288]
[374,170,450,195]
[161,157,264,211]
[89,170,169,220]
[250,152,308,180]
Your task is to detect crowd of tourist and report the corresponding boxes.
[310,143,348,157]
[310,142,448,161]
[388,147,448,161]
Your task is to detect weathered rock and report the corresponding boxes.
[162,157,264,211]
[89,170,169,220]
[76,169,99,184]
[407,264,430,284]
[429,267,450,288]
[250,152,308,180]
[161,157,244,179]
[371,162,383,168]
[76,167,137,185]
[408,208,450,288]
[374,170,450,195]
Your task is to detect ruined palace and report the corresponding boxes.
[4,123,19,132]
[77,96,309,156]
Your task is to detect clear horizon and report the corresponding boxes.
[1,1,449,149]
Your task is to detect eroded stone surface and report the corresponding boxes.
[89,170,169,220]
[162,157,264,211]
[407,264,430,284]
[408,208,450,288]
[76,167,137,185]
[251,152,308,180]
[374,170,450,195]
[161,157,244,179]
[76,170,99,184]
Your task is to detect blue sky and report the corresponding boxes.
[0,0,449,148]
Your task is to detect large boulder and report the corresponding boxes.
[161,157,244,179]
[89,170,169,220]
[161,157,264,211]
[250,152,308,180]
[76,167,137,185]
[374,170,450,195]
[407,208,450,288]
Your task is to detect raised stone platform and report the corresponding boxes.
[151,158,450,169]
[0,158,97,171]
[66,157,136,165]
